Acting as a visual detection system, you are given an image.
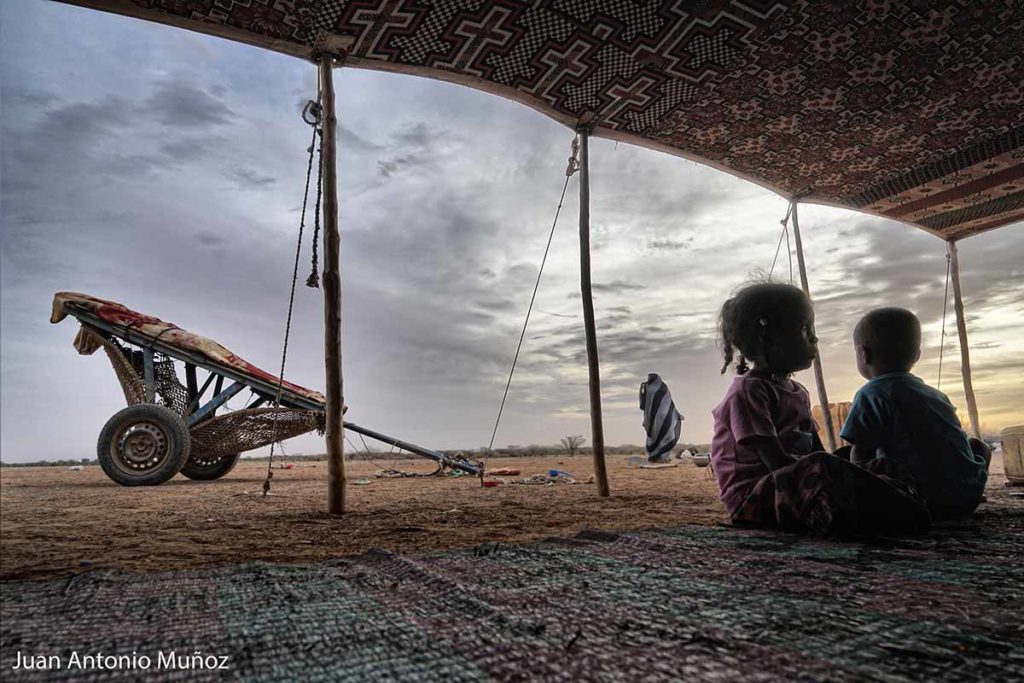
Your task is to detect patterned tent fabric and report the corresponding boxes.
[58,1,1024,239]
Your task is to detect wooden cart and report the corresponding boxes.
[52,293,481,486]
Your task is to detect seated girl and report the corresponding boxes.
[710,282,930,537]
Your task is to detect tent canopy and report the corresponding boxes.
[59,1,1023,239]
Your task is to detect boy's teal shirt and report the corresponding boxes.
[840,372,987,517]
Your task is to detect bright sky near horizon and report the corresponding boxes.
[1,0,1021,463]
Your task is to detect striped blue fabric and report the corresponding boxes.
[640,373,684,462]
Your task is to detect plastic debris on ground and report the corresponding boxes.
[509,471,584,485]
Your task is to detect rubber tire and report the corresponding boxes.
[180,452,241,481]
[97,404,191,486]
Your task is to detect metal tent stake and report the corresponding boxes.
[947,239,981,439]
[577,128,610,497]
[790,202,838,452]
[320,54,347,515]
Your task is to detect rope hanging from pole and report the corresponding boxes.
[306,135,324,289]
[485,135,581,459]
[769,202,795,284]
[261,101,323,496]
[937,247,951,390]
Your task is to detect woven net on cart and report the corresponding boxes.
[78,325,322,458]
[79,325,190,414]
[189,407,322,458]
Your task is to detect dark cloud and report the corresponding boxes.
[375,122,450,179]
[473,295,519,312]
[535,309,577,319]
[592,280,646,293]
[195,231,225,247]
[648,237,693,251]
[30,96,130,144]
[143,80,234,128]
[159,136,222,162]
[395,123,432,147]
[2,85,59,107]
[228,168,277,188]
[338,125,382,153]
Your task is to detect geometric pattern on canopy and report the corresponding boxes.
[59,0,1024,239]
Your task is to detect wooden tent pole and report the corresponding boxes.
[947,240,981,439]
[577,128,609,497]
[320,55,346,514]
[790,201,838,452]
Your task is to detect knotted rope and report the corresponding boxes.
[262,101,322,496]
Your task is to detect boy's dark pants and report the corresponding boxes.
[733,452,931,536]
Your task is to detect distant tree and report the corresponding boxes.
[560,435,586,457]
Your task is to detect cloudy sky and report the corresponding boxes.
[2,0,1021,463]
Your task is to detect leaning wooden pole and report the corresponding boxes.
[947,240,981,439]
[320,55,346,514]
[790,201,838,452]
[577,128,609,497]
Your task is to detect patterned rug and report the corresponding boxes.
[2,510,1022,681]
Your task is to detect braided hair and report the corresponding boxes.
[718,282,809,374]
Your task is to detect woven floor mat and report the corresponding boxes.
[3,509,1022,681]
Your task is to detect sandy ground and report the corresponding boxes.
[1,453,1013,580]
[0,455,727,579]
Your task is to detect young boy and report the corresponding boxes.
[840,307,990,519]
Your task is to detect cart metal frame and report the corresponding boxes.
[66,305,483,480]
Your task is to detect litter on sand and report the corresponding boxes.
[509,472,584,486]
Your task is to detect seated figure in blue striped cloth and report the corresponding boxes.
[640,373,684,463]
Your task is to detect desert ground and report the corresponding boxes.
[0,452,1013,580]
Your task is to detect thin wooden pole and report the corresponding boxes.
[790,201,838,452]
[577,129,609,497]
[947,240,981,439]
[320,55,346,514]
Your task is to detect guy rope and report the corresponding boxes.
[484,135,581,468]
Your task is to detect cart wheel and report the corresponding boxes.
[97,404,191,486]
[180,451,241,481]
